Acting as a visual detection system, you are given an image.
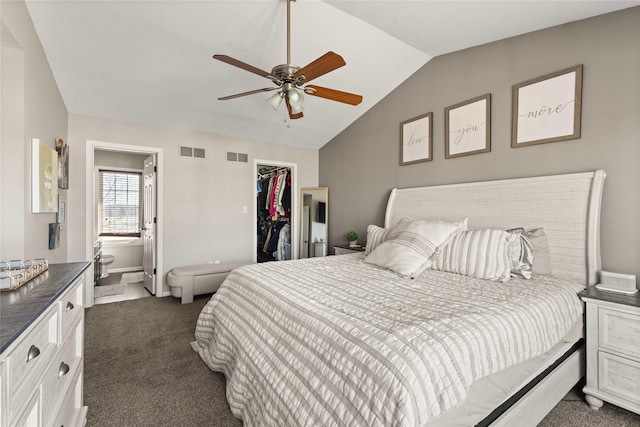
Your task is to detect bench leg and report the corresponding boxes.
[181,289,194,304]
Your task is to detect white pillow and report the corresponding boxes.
[364,224,390,255]
[364,218,467,277]
[434,228,516,282]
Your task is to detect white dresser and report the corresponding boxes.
[1,263,89,427]
[581,287,640,415]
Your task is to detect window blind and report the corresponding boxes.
[98,170,141,236]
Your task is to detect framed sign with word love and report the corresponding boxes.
[512,65,582,147]
[400,112,432,165]
[445,94,491,159]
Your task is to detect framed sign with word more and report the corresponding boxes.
[445,94,491,159]
[400,112,433,165]
[512,65,583,147]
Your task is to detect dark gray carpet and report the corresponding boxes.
[538,385,640,427]
[84,295,640,426]
[84,294,242,427]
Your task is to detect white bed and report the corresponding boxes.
[193,170,606,426]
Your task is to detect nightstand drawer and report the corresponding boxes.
[599,307,640,358]
[598,351,640,406]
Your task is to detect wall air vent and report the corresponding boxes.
[193,148,206,159]
[237,153,248,163]
[227,152,238,161]
[179,146,193,157]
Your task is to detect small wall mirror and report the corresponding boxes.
[299,187,328,258]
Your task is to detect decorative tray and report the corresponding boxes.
[0,259,49,291]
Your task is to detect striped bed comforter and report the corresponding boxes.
[192,253,584,427]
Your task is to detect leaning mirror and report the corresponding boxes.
[299,187,328,258]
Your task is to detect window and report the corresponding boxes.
[98,170,142,237]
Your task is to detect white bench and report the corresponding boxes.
[167,261,251,304]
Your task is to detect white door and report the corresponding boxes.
[142,155,157,295]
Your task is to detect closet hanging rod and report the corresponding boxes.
[257,166,289,179]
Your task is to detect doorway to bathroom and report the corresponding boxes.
[85,140,163,307]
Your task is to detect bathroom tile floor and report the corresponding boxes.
[94,272,152,305]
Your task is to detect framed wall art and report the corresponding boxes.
[48,223,60,250]
[400,112,433,165]
[445,94,491,159]
[57,194,67,230]
[512,65,583,147]
[56,138,69,189]
[31,138,59,213]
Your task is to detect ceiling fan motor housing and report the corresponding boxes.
[271,64,301,84]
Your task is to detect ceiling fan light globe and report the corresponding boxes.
[267,92,284,110]
[288,88,304,107]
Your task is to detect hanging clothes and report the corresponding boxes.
[276,223,291,261]
[257,167,292,262]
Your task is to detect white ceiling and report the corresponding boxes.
[24,0,640,150]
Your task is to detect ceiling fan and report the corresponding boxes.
[213,0,362,120]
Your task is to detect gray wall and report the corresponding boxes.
[320,7,640,279]
[1,1,69,263]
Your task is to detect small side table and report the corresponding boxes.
[580,286,640,415]
[333,244,366,255]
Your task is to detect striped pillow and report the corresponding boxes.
[364,218,467,277]
[434,228,516,282]
[364,224,390,255]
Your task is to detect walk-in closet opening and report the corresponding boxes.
[254,160,298,263]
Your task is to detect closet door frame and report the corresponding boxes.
[253,159,298,262]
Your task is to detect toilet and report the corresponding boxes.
[100,254,115,278]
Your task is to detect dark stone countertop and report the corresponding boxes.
[1,262,90,354]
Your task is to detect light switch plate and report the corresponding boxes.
[596,271,637,294]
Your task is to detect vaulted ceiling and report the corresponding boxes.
[24,0,640,149]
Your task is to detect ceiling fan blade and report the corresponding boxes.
[285,96,303,120]
[213,54,280,83]
[304,85,363,106]
[218,87,278,101]
[293,51,346,84]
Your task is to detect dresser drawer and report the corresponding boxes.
[50,370,85,427]
[60,277,84,340]
[11,388,40,427]
[599,307,640,358]
[598,351,640,406]
[8,308,59,412]
[41,318,82,425]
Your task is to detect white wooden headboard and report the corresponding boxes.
[384,170,606,286]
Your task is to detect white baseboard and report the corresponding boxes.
[108,266,143,274]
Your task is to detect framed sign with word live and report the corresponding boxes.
[400,112,433,166]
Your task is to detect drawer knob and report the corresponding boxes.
[66,301,74,311]
[27,345,40,362]
[58,361,70,378]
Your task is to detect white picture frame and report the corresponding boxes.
[57,194,67,230]
[31,138,59,213]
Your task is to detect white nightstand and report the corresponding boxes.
[580,287,640,415]
[333,244,366,255]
